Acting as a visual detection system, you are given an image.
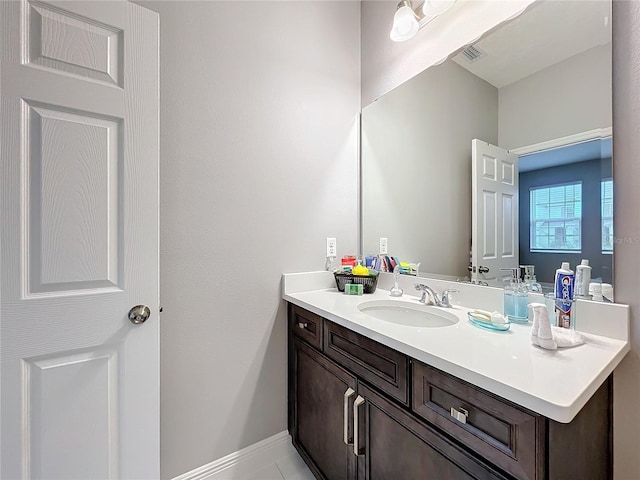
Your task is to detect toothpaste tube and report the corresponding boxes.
[554,262,575,329]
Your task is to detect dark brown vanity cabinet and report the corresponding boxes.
[288,303,612,480]
[290,336,504,480]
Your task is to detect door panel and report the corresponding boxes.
[1,1,159,478]
[25,347,119,479]
[26,0,124,86]
[26,101,123,293]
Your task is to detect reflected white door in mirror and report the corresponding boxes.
[471,140,519,284]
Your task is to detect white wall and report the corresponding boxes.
[361,0,535,106]
[139,2,361,478]
[612,1,640,477]
[361,60,498,276]
[499,44,612,149]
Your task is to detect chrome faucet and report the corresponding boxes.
[414,284,459,308]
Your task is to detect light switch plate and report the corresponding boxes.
[326,237,337,257]
[379,237,388,255]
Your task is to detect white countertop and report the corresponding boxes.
[282,272,630,423]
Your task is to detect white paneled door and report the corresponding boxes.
[1,1,159,479]
[471,139,519,284]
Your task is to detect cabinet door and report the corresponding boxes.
[291,339,357,480]
[355,384,508,480]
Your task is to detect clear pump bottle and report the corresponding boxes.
[501,267,529,323]
[520,264,541,292]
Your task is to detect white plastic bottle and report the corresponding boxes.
[589,282,604,301]
[575,259,592,298]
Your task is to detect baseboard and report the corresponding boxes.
[171,431,296,480]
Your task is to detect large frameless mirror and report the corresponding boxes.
[361,0,612,287]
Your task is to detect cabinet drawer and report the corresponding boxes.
[412,362,544,480]
[290,304,323,351]
[324,320,408,405]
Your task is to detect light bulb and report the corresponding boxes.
[390,3,419,42]
[422,0,456,17]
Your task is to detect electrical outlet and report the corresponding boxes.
[379,237,388,255]
[326,238,337,257]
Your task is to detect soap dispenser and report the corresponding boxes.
[501,267,529,323]
[390,265,403,297]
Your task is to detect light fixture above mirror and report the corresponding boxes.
[390,0,457,42]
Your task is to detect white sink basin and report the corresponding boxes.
[357,300,459,328]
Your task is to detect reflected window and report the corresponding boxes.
[601,179,613,253]
[530,182,582,252]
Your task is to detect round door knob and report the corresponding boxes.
[129,305,151,325]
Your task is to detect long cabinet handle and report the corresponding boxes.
[353,395,365,456]
[343,388,355,445]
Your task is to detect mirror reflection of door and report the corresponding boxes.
[471,140,519,284]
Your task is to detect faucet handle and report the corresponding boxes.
[414,284,431,304]
[440,289,459,308]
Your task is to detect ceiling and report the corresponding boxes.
[519,137,612,172]
[451,0,611,89]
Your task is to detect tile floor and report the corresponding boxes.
[248,451,315,480]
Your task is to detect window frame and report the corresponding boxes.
[601,178,613,254]
[529,181,583,253]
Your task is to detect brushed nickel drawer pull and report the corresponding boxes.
[450,407,469,424]
[298,322,308,329]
